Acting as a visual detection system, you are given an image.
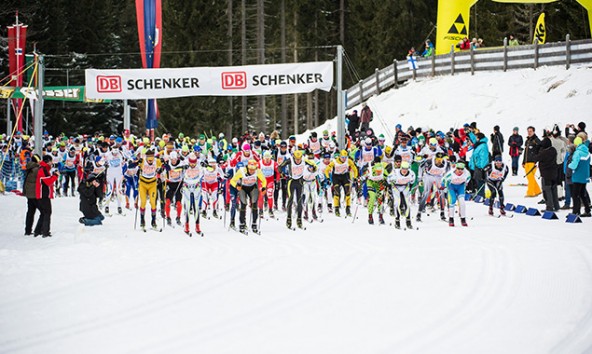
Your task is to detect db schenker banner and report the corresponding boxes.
[85,61,334,100]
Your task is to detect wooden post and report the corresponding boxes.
[566,34,571,70]
[503,37,508,72]
[393,59,399,89]
[450,45,455,76]
[470,45,475,75]
[358,79,364,103]
[375,68,380,96]
[534,38,540,69]
[431,51,436,76]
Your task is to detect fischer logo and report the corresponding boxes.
[221,72,247,89]
[97,75,122,93]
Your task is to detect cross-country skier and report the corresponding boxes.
[324,150,358,217]
[163,151,184,225]
[442,161,471,227]
[104,147,125,215]
[182,153,204,235]
[201,157,225,219]
[387,160,416,229]
[258,151,280,218]
[230,159,267,233]
[416,152,449,222]
[483,155,509,216]
[363,156,389,225]
[138,148,162,230]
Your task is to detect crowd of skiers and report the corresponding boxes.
[1,116,590,237]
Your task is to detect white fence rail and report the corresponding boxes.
[345,35,592,109]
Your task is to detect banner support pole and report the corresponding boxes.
[336,45,345,149]
[34,54,44,156]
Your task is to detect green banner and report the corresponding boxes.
[0,86,110,103]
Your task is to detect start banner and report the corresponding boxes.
[85,61,334,100]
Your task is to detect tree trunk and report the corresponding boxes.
[241,0,247,134]
[280,0,287,138]
[257,0,266,133]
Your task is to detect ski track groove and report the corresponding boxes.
[132,253,373,354]
[0,258,274,353]
[550,246,592,354]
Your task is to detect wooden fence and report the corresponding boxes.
[345,35,592,109]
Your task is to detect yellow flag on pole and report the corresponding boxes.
[533,13,546,44]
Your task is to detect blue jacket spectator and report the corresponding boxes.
[568,139,591,184]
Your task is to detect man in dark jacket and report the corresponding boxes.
[78,173,105,226]
[534,137,560,212]
[347,110,360,139]
[490,125,504,158]
[523,126,542,197]
[23,154,41,236]
[35,155,59,237]
[507,127,523,175]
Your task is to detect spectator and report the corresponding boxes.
[360,104,373,133]
[568,134,591,217]
[562,141,576,210]
[490,125,504,158]
[35,155,59,237]
[534,137,560,212]
[78,173,105,226]
[549,125,568,201]
[457,37,471,50]
[347,110,360,138]
[23,154,41,236]
[469,132,490,197]
[508,34,519,46]
[523,126,542,197]
[421,39,434,57]
[508,127,523,175]
[407,47,416,57]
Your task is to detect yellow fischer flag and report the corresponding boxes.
[533,13,546,44]
[435,0,478,56]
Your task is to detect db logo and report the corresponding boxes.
[222,72,247,89]
[97,75,122,93]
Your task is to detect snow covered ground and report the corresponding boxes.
[2,65,592,353]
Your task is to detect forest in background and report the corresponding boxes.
[0,0,589,138]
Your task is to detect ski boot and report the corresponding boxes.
[126,201,130,209]
[461,218,468,227]
[118,207,123,215]
[201,210,207,218]
[394,218,401,229]
[327,204,333,213]
[176,217,182,226]
[312,208,318,221]
[167,217,172,226]
[378,213,385,225]
[296,218,303,229]
[416,213,422,222]
[213,210,219,219]
[71,190,75,197]
[488,205,494,216]
[449,217,455,227]
[440,211,446,221]
[184,222,190,234]
[335,208,341,217]
[195,223,202,234]
[140,215,146,229]
[229,220,236,229]
[105,206,110,214]
[239,223,247,233]
[269,209,275,219]
[368,214,374,225]
[286,217,292,229]
[406,217,413,229]
[346,206,352,217]
[303,209,309,221]
[390,207,395,217]
[251,223,258,234]
[151,217,158,229]
[318,203,323,213]
[500,207,506,216]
